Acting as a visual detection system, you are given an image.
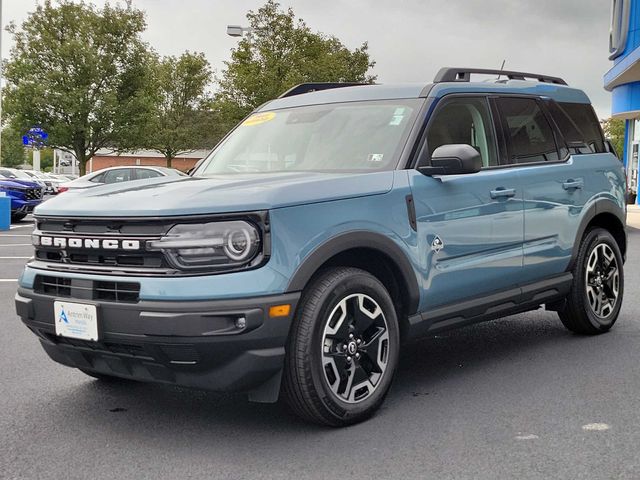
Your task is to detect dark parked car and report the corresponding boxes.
[0,174,44,221]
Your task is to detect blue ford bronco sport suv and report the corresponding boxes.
[16,68,626,426]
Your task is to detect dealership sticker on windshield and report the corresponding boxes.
[242,112,276,126]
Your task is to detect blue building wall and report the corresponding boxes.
[605,0,640,204]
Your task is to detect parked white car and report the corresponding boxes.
[59,166,188,192]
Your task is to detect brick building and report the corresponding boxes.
[88,149,210,173]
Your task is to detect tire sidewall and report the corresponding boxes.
[306,271,400,423]
[576,228,624,330]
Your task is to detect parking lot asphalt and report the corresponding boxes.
[2,217,640,480]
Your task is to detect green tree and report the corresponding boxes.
[3,0,155,175]
[145,52,219,168]
[215,0,376,130]
[1,126,27,167]
[602,117,625,159]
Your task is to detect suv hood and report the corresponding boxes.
[35,171,395,217]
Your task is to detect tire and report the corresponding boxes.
[559,227,624,335]
[282,267,400,427]
[11,213,27,222]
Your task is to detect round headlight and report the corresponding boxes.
[224,228,253,261]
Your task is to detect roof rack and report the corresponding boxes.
[278,82,366,98]
[433,67,567,86]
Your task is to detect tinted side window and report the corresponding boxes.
[135,169,162,180]
[89,172,105,183]
[497,98,559,164]
[558,103,605,153]
[102,169,132,184]
[426,97,498,167]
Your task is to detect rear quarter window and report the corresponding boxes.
[556,102,605,154]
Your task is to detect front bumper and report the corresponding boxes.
[16,288,300,402]
[11,199,41,214]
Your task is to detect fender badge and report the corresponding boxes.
[431,235,444,253]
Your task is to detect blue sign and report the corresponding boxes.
[22,127,48,147]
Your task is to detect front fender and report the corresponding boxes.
[285,229,420,315]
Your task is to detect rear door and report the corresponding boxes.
[409,95,524,311]
[493,96,593,283]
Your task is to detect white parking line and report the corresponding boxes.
[0,279,17,282]
[0,244,32,247]
[0,256,31,259]
[582,423,610,431]
[10,224,34,229]
[0,234,32,237]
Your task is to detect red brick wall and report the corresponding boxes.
[89,155,201,173]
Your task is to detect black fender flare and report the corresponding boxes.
[286,230,420,315]
[568,198,627,270]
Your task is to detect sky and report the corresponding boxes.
[2,0,616,118]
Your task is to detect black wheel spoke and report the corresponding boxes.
[362,326,385,350]
[351,364,370,386]
[359,350,382,375]
[346,296,375,334]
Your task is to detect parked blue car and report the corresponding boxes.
[0,175,44,222]
[15,68,627,426]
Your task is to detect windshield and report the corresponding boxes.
[8,170,31,180]
[196,99,422,175]
[0,169,17,179]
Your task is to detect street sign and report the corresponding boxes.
[22,127,48,148]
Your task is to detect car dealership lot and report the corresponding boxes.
[2,217,640,480]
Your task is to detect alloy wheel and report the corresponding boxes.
[585,242,620,319]
[320,293,390,403]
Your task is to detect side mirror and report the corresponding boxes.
[419,144,482,176]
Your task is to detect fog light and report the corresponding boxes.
[235,317,246,329]
[269,304,291,318]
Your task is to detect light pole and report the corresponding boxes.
[226,25,252,38]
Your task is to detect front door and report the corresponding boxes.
[409,95,524,311]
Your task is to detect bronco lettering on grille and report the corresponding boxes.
[38,236,141,250]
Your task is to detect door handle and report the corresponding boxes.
[490,187,516,199]
[562,179,584,190]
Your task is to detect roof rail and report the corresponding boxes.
[433,67,567,86]
[278,82,366,98]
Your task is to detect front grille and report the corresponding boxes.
[94,280,140,303]
[26,188,43,200]
[31,213,268,277]
[34,275,140,303]
[34,248,165,269]
[33,217,172,274]
[36,275,71,297]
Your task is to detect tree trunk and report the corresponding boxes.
[74,147,89,176]
[166,155,173,168]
